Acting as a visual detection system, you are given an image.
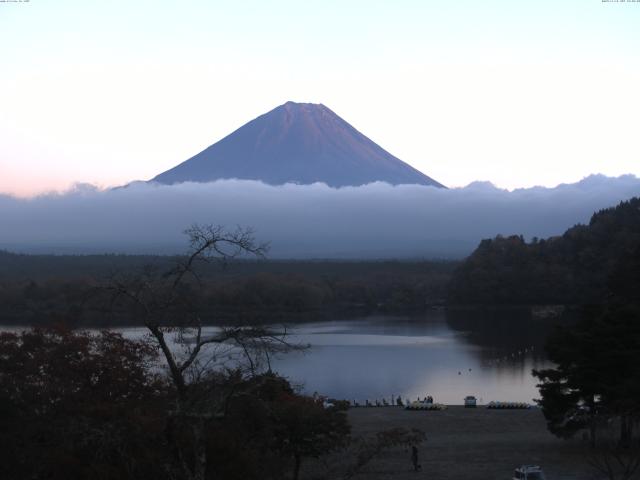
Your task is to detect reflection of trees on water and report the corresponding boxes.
[444,307,575,374]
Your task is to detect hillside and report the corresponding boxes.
[447,197,640,305]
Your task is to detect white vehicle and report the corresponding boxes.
[512,465,546,480]
[464,395,477,408]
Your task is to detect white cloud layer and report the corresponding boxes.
[1,175,639,258]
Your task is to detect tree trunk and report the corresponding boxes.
[293,453,302,480]
[620,415,632,449]
[166,402,210,480]
[192,419,208,480]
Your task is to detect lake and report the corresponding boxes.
[6,308,558,406]
[268,309,557,405]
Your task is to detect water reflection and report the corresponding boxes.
[271,310,561,405]
[12,310,562,406]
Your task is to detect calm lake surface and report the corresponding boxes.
[267,309,556,405]
[16,308,556,406]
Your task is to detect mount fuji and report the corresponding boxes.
[152,102,444,188]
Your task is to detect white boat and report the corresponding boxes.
[512,465,546,480]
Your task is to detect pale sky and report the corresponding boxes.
[1,0,639,196]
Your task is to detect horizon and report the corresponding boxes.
[2,1,640,196]
[2,171,638,200]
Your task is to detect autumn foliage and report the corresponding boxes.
[0,328,352,480]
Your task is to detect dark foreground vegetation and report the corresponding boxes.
[0,251,455,327]
[0,326,362,480]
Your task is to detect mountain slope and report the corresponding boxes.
[152,102,444,188]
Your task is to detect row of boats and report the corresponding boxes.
[407,400,532,410]
[349,397,532,409]
[486,401,531,409]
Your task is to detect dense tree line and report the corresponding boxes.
[0,256,455,326]
[0,252,455,283]
[448,197,640,305]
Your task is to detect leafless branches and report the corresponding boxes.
[169,224,269,288]
[106,224,280,395]
[104,224,300,480]
[585,418,640,480]
[588,444,640,480]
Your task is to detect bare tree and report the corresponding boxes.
[108,224,302,480]
[586,417,640,480]
[588,444,640,480]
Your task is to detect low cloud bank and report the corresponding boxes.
[1,175,639,258]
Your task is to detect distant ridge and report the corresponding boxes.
[152,101,445,188]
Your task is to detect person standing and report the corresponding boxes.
[411,445,421,472]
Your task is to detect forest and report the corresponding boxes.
[447,197,640,306]
[0,251,455,327]
[531,207,640,474]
